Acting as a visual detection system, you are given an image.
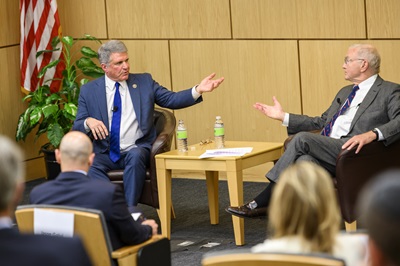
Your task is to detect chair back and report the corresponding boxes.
[16,204,114,266]
[202,252,345,266]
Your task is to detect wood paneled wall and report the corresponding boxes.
[2,0,400,181]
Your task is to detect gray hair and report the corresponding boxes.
[358,170,400,266]
[350,44,381,74]
[0,135,24,211]
[98,40,128,65]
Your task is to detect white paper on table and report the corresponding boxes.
[34,208,74,237]
[199,147,253,159]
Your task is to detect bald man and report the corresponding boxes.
[30,131,158,250]
[0,135,91,266]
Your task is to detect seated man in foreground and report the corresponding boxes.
[30,131,158,250]
[358,170,400,266]
[0,135,91,266]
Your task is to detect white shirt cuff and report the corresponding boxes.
[192,85,201,100]
[282,113,290,127]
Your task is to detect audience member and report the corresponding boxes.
[0,135,91,266]
[30,131,158,250]
[251,161,368,266]
[73,40,224,208]
[357,169,400,266]
[226,44,400,218]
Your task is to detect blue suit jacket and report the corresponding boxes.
[73,73,202,153]
[29,172,152,250]
[0,227,91,266]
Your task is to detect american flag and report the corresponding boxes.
[20,0,64,93]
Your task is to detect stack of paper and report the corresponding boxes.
[199,147,253,159]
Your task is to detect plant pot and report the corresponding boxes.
[41,148,60,180]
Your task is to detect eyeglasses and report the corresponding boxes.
[344,57,365,65]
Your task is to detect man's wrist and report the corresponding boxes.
[372,129,379,141]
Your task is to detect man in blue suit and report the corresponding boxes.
[73,40,224,207]
[30,131,158,250]
[0,135,91,266]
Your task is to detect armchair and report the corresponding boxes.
[107,108,176,209]
[284,134,400,231]
[15,205,171,266]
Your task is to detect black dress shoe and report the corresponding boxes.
[225,203,267,219]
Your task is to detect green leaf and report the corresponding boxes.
[45,93,62,104]
[51,36,61,48]
[47,123,64,148]
[29,107,42,126]
[76,57,97,69]
[36,48,60,58]
[15,115,33,141]
[37,59,60,78]
[64,103,77,119]
[81,66,104,78]
[80,78,90,85]
[61,36,74,47]
[42,104,59,118]
[81,46,98,58]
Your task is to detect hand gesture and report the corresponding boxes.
[86,118,108,140]
[196,73,224,93]
[253,96,285,121]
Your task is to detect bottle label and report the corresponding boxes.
[214,128,225,136]
[177,131,187,139]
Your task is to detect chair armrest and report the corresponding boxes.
[111,235,165,259]
[336,140,400,223]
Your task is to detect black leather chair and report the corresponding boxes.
[107,108,176,209]
[284,133,400,230]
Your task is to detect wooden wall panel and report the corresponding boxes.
[170,40,301,145]
[231,0,366,39]
[0,46,47,179]
[0,0,19,47]
[299,40,400,117]
[106,0,231,39]
[123,41,171,88]
[366,0,400,38]
[299,41,355,116]
[58,0,107,38]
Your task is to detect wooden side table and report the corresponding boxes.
[155,141,283,245]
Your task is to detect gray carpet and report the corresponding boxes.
[22,177,269,266]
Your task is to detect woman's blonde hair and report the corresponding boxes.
[268,161,341,253]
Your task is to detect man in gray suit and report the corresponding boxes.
[226,44,400,218]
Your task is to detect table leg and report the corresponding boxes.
[205,171,219,224]
[226,169,245,245]
[156,159,172,239]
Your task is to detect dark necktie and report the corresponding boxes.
[109,82,121,162]
[321,85,359,137]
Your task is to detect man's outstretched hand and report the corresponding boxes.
[196,73,224,94]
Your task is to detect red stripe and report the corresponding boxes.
[20,0,64,93]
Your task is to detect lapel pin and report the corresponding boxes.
[132,84,137,89]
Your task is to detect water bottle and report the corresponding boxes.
[176,120,188,152]
[214,116,225,149]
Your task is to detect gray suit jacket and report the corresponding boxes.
[288,76,400,146]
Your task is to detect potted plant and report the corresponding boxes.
[16,34,104,179]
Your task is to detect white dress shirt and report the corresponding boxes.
[85,76,202,153]
[283,74,382,139]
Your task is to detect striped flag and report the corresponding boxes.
[20,0,64,93]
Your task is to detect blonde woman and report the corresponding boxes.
[251,161,368,266]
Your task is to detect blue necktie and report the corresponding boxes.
[110,82,121,162]
[321,85,359,137]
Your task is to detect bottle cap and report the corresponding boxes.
[216,116,221,119]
